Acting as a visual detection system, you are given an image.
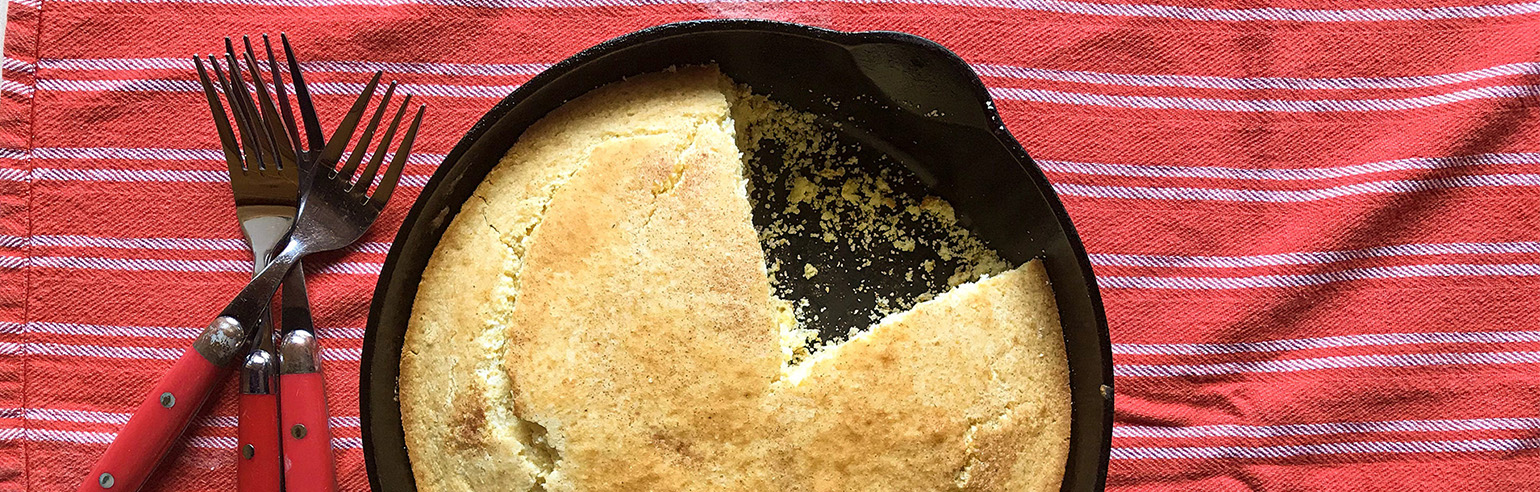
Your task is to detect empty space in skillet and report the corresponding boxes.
[743,107,1012,342]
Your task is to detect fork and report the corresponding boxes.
[220,34,362,492]
[77,47,424,492]
[213,37,290,492]
[223,34,380,492]
[243,34,346,492]
[211,34,325,492]
[223,63,419,492]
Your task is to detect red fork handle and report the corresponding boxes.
[238,392,282,492]
[77,348,229,492]
[280,372,336,492]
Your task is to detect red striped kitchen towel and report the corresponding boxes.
[1,0,1539,490]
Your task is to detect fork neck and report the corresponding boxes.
[220,241,305,331]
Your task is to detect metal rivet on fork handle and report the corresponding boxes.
[291,424,308,439]
[242,444,256,459]
[98,473,114,488]
[159,392,175,408]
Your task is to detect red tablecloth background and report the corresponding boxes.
[1,0,1538,490]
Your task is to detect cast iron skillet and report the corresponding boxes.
[361,19,1112,491]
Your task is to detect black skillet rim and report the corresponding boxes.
[361,18,1113,491]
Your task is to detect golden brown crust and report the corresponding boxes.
[401,67,1070,492]
[401,67,744,492]
[506,126,781,491]
[765,262,1069,492]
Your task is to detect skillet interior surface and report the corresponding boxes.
[362,19,1112,492]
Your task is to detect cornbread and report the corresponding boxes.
[400,67,1070,491]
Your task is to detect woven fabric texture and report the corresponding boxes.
[1,1,1538,490]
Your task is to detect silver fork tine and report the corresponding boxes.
[282,33,326,153]
[207,55,252,171]
[194,56,243,177]
[261,34,303,159]
[368,104,424,210]
[223,46,272,171]
[209,54,260,172]
[337,82,396,181]
[317,71,383,173]
[242,37,295,170]
[353,94,411,194]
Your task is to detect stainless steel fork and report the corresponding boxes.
[78,41,424,492]
[218,34,367,492]
[214,34,324,492]
[239,83,420,492]
[237,34,345,492]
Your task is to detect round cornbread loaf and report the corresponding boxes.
[399,66,1070,492]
